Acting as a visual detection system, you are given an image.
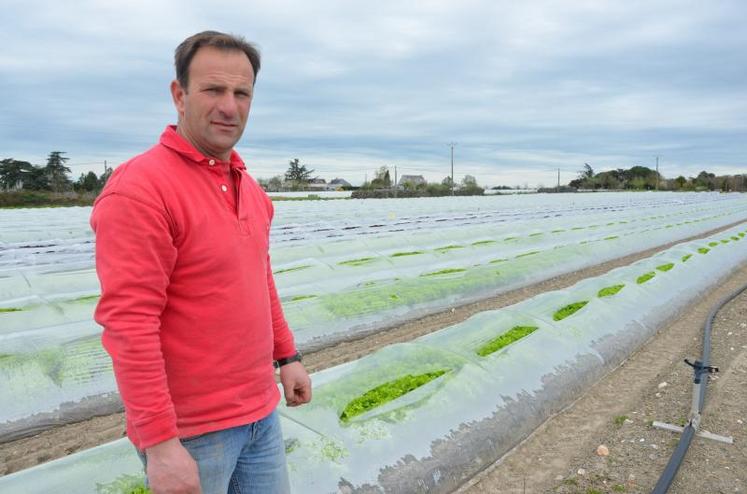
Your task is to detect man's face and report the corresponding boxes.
[171,46,255,161]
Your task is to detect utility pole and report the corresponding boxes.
[448,142,457,195]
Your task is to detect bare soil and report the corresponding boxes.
[1,221,746,490]
[458,263,747,494]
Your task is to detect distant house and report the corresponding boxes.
[307,178,330,191]
[398,175,427,188]
[329,178,352,189]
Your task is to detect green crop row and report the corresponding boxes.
[339,370,449,423]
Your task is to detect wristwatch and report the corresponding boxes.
[274,352,303,369]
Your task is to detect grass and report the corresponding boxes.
[656,263,674,272]
[274,265,312,275]
[420,268,467,277]
[553,301,589,321]
[0,307,22,312]
[740,232,746,238]
[339,370,448,422]
[613,415,629,426]
[604,235,619,240]
[732,236,740,241]
[551,229,566,233]
[471,240,496,246]
[708,241,719,247]
[681,254,692,262]
[476,326,538,356]
[698,247,710,254]
[612,485,626,492]
[489,258,508,264]
[338,257,376,267]
[73,294,100,302]
[390,250,425,257]
[515,250,540,258]
[721,239,730,244]
[637,272,656,284]
[529,232,543,237]
[598,284,625,298]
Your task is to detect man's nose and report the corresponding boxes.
[216,93,239,118]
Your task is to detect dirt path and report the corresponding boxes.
[1,221,746,481]
[458,262,747,494]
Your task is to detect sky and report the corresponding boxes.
[1,0,746,188]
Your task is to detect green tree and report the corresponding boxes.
[44,151,72,192]
[694,170,716,190]
[370,166,391,188]
[673,175,688,190]
[284,158,314,183]
[579,163,594,180]
[0,158,35,190]
[25,166,51,190]
[75,171,99,192]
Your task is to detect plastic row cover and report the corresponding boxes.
[0,197,731,314]
[0,220,745,442]
[2,224,745,493]
[2,193,745,273]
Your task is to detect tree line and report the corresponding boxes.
[566,163,746,192]
[0,152,112,193]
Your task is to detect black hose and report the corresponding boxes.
[651,280,747,494]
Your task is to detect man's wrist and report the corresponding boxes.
[274,351,302,368]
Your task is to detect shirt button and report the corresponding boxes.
[208,159,215,166]
[221,185,228,192]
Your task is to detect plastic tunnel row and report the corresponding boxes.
[2,193,745,273]
[2,222,746,493]
[3,198,746,330]
[2,207,747,442]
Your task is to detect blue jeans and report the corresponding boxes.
[138,409,290,494]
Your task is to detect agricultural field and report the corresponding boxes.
[2,192,747,492]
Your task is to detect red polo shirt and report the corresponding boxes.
[91,126,296,450]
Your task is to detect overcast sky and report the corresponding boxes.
[2,0,745,187]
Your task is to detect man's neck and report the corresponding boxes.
[175,124,231,162]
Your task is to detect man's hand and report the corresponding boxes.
[145,437,202,494]
[279,361,312,407]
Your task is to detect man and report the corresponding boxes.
[91,31,311,494]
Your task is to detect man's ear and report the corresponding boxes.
[170,79,186,117]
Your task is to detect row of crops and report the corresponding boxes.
[3,222,746,493]
[3,193,747,443]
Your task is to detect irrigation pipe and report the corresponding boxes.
[650,280,747,494]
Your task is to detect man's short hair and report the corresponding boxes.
[175,31,261,88]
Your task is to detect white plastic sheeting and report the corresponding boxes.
[2,194,747,442]
[2,223,745,493]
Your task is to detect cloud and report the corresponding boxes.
[1,0,745,186]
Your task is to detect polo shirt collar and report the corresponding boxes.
[160,125,246,171]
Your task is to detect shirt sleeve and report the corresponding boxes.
[267,257,297,360]
[91,191,179,449]
[261,195,297,360]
